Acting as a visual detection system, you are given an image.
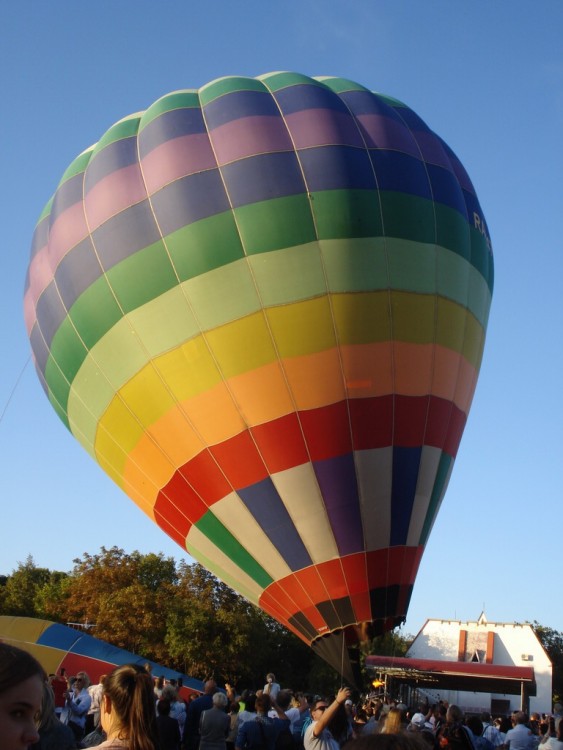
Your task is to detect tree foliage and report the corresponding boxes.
[0,548,323,690]
[532,621,563,703]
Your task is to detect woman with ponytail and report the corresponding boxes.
[98,664,158,750]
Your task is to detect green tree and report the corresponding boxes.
[0,556,56,616]
[532,621,563,703]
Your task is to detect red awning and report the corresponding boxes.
[365,655,536,696]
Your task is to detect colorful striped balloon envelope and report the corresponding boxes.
[0,616,203,696]
[25,72,493,679]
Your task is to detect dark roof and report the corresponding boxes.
[365,655,536,696]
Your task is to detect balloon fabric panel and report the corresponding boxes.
[25,73,493,675]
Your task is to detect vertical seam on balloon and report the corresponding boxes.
[388,107,441,585]
[133,94,280,584]
[77,122,197,528]
[384,106,439,619]
[252,75,346,637]
[262,74,352,636]
[325,79,397,635]
[195,81,319,594]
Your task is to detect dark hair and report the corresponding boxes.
[157,698,171,716]
[256,694,271,713]
[0,642,46,694]
[466,716,483,737]
[103,663,158,750]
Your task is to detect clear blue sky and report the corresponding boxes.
[1,1,562,640]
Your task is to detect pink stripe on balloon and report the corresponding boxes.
[141,133,217,194]
[23,248,54,333]
[48,202,89,268]
[209,115,293,165]
[85,164,147,231]
[284,109,364,150]
[356,114,420,156]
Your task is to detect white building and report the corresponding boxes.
[405,613,552,715]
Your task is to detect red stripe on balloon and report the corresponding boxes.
[252,412,309,474]
[153,397,465,542]
[258,550,422,643]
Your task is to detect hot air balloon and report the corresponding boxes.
[24,72,493,682]
[0,616,203,697]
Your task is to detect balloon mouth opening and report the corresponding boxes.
[311,616,407,686]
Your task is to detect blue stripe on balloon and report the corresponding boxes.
[238,478,313,571]
[138,107,208,158]
[274,83,350,116]
[204,89,280,129]
[369,150,431,199]
[221,151,304,208]
[85,137,139,192]
[339,90,406,121]
[50,172,84,221]
[390,447,422,546]
[299,145,376,192]
[313,453,364,556]
[150,169,230,235]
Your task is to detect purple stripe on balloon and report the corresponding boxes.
[208,115,293,165]
[313,453,364,556]
[356,114,420,156]
[411,130,451,169]
[141,133,217,194]
[284,108,364,150]
[441,139,475,194]
[85,163,147,231]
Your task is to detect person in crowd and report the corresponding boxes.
[98,662,158,750]
[235,693,289,750]
[381,708,404,735]
[303,687,351,750]
[553,706,563,733]
[227,701,240,750]
[0,642,45,750]
[86,674,106,735]
[268,690,301,727]
[49,669,67,719]
[482,714,503,748]
[66,671,92,742]
[541,717,563,750]
[237,694,257,728]
[505,713,536,750]
[199,692,230,750]
[436,705,474,750]
[292,694,314,747]
[465,716,493,750]
[154,677,165,702]
[184,680,218,750]
[263,674,281,701]
[162,684,186,737]
[156,699,181,750]
[31,680,76,750]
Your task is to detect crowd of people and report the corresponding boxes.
[1,642,562,750]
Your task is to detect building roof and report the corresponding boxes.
[365,655,536,696]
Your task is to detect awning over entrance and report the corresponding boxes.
[365,655,536,696]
